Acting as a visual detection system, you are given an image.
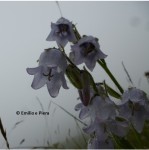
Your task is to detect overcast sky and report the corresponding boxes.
[0,1,149,148]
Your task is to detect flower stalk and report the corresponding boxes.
[97,59,124,94]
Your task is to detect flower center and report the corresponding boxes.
[80,42,95,56]
[43,68,54,81]
[57,24,69,36]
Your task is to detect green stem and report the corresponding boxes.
[108,131,121,149]
[97,60,124,94]
[130,124,142,148]
[73,24,81,40]
[60,46,80,71]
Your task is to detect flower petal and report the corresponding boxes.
[79,107,90,120]
[84,51,97,71]
[31,73,47,89]
[26,66,41,75]
[71,45,84,65]
[108,120,129,137]
[118,103,132,120]
[39,48,67,71]
[74,103,83,111]
[67,33,77,43]
[47,73,62,98]
[83,121,95,134]
[46,23,57,41]
[56,37,68,48]
[129,88,148,103]
[131,107,146,133]
[60,72,69,89]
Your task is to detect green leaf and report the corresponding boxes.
[113,134,134,149]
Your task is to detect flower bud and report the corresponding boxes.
[66,65,83,89]
[78,70,91,106]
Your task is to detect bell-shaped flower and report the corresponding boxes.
[71,36,107,71]
[46,17,77,47]
[75,96,116,143]
[120,87,148,105]
[118,87,149,133]
[26,48,68,98]
[76,96,116,121]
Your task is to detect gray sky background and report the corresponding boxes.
[0,1,149,148]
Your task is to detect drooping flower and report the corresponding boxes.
[75,96,116,121]
[75,96,117,148]
[71,36,107,71]
[26,48,68,97]
[46,17,77,47]
[118,87,149,133]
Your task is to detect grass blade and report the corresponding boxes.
[51,101,87,126]
[0,118,9,148]
[122,61,133,85]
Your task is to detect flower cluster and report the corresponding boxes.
[75,84,129,148]
[27,17,149,149]
[27,17,107,97]
[75,84,149,148]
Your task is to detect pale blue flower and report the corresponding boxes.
[26,48,68,97]
[71,36,107,71]
[75,96,116,147]
[75,94,130,148]
[118,87,149,133]
[75,96,116,122]
[46,17,77,47]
